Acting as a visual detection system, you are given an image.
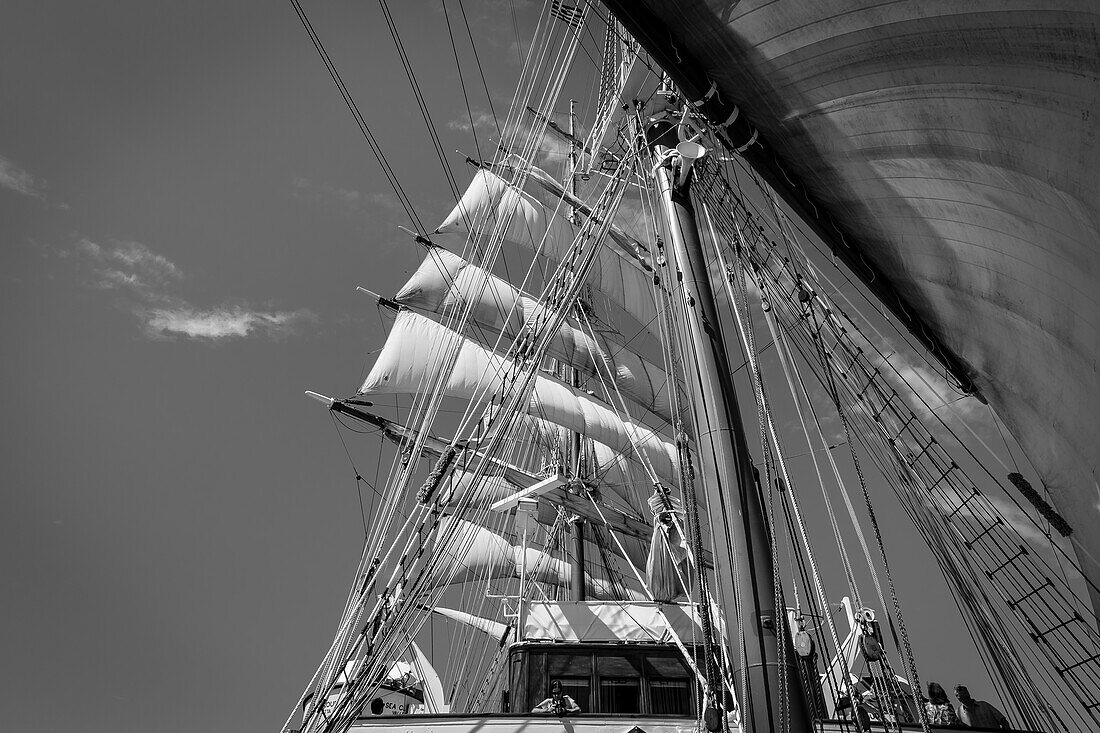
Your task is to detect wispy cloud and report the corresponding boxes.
[76,238,183,296]
[841,327,985,425]
[889,358,984,422]
[291,177,363,207]
[447,110,499,136]
[290,177,407,221]
[0,153,47,199]
[72,238,313,342]
[142,306,314,340]
[448,108,573,167]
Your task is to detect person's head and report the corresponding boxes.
[954,684,972,703]
[550,680,563,697]
[927,682,948,704]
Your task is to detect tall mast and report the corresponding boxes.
[565,97,587,601]
[567,98,579,225]
[645,117,810,733]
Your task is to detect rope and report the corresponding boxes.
[289,0,426,234]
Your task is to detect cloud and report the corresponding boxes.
[76,238,182,296]
[291,177,406,220]
[449,107,574,167]
[889,358,983,422]
[922,479,1055,554]
[142,306,315,340]
[291,177,363,208]
[71,238,314,342]
[839,326,984,425]
[447,110,500,136]
[0,154,47,199]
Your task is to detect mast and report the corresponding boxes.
[645,117,810,733]
[567,98,579,225]
[570,516,586,601]
[564,97,589,602]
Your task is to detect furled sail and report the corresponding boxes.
[645,492,690,602]
[437,469,518,510]
[394,246,678,422]
[436,169,661,348]
[359,310,679,485]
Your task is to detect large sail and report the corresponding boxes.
[434,517,636,601]
[358,310,679,485]
[436,169,662,349]
[394,246,678,422]
[605,0,1100,614]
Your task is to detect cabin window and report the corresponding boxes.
[548,653,592,712]
[646,655,694,715]
[596,654,643,713]
[511,644,698,716]
[525,651,546,711]
[508,653,529,713]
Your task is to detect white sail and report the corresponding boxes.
[406,641,446,713]
[436,169,660,347]
[436,517,634,601]
[359,310,679,485]
[394,246,678,421]
[430,606,509,642]
[499,155,644,262]
[497,412,660,521]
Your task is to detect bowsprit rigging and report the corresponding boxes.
[283,4,1100,733]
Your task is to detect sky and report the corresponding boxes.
[0,2,1084,733]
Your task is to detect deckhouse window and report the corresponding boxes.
[597,655,643,713]
[510,644,697,716]
[548,653,592,712]
[646,656,693,715]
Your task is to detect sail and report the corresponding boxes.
[606,0,1100,613]
[406,641,446,713]
[438,462,642,530]
[497,155,644,262]
[394,246,678,421]
[359,310,679,485]
[645,492,690,602]
[429,606,509,642]
[436,169,661,347]
[435,517,635,601]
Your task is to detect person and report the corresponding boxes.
[532,680,581,715]
[954,684,1009,729]
[924,682,961,726]
[853,689,880,732]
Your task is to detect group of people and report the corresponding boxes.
[854,681,1010,730]
[924,682,1010,729]
[533,676,1010,728]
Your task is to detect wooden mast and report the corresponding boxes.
[646,117,810,733]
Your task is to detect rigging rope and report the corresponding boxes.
[289,0,427,234]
